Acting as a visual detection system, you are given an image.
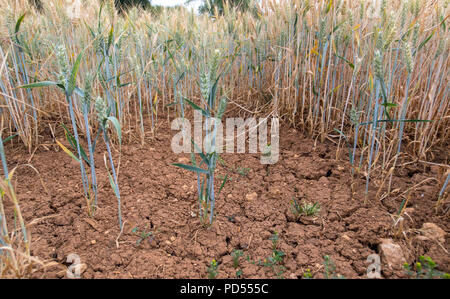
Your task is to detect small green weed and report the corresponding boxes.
[403,256,450,279]
[207,259,219,279]
[323,255,345,279]
[236,166,250,177]
[291,199,321,218]
[244,232,286,278]
[262,143,271,157]
[231,249,244,268]
[236,269,243,278]
[131,225,153,245]
[303,269,313,279]
[269,231,279,250]
[261,232,286,278]
[260,249,286,279]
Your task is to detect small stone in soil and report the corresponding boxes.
[378,239,406,270]
[177,157,190,164]
[246,192,258,201]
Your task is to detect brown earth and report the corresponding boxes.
[2,116,449,279]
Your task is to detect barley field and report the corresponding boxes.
[0,0,448,279]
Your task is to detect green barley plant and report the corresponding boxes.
[81,72,98,213]
[95,96,123,229]
[18,45,93,209]
[173,49,230,226]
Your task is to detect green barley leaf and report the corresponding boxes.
[397,198,407,215]
[107,116,122,145]
[217,174,228,198]
[107,24,114,53]
[332,21,345,34]
[18,81,58,89]
[107,170,120,199]
[67,50,84,96]
[15,13,26,35]
[165,102,178,107]
[191,139,209,165]
[325,0,333,14]
[55,140,80,163]
[2,134,18,144]
[335,54,354,69]
[172,163,209,174]
[418,32,434,51]
[381,102,398,107]
[84,21,96,38]
[74,86,85,98]
[61,123,90,166]
[183,97,210,117]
